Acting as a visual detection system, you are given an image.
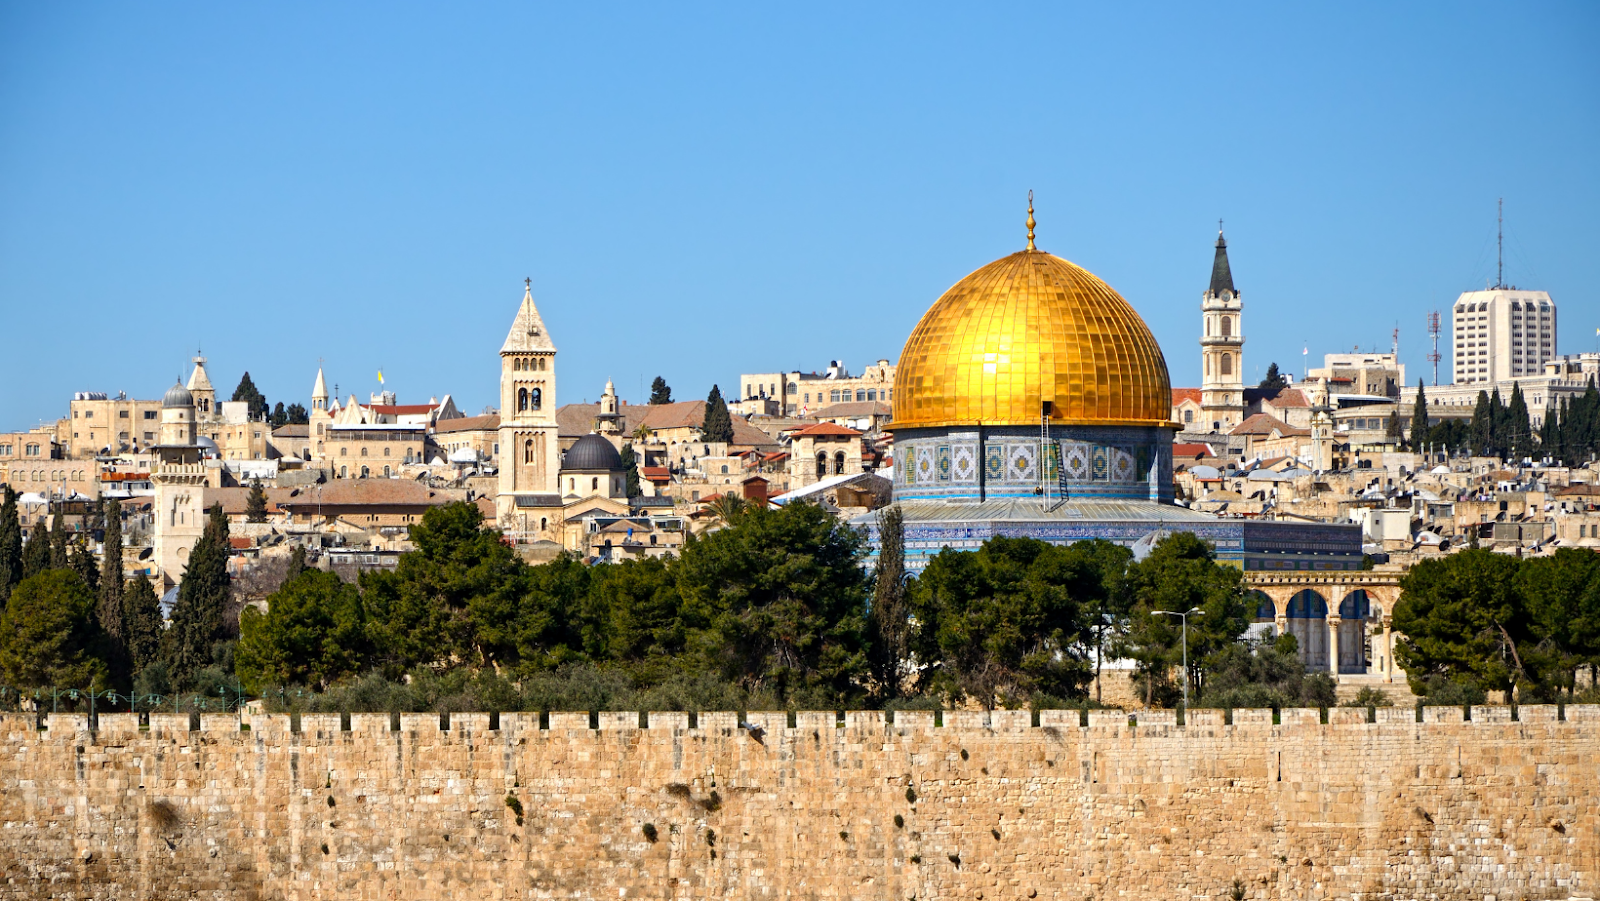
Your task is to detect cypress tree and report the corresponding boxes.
[1488,388,1507,459]
[245,479,268,523]
[1507,383,1532,462]
[98,498,125,666]
[21,519,50,579]
[284,545,307,583]
[1409,379,1429,450]
[122,574,164,675]
[620,443,642,499]
[1470,390,1492,457]
[48,507,68,570]
[70,535,99,594]
[0,487,21,601]
[701,385,734,444]
[231,371,268,420]
[1540,402,1558,460]
[164,503,232,687]
[1385,409,1405,444]
[867,505,908,702]
[649,376,673,405]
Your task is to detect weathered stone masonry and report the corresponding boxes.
[1,707,1597,900]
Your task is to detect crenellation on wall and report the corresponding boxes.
[1569,703,1600,721]
[1425,704,1466,723]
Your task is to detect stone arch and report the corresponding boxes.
[1249,590,1276,621]
[1285,589,1329,670]
[1221,354,1233,376]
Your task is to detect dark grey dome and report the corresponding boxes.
[562,433,623,472]
[163,382,194,408]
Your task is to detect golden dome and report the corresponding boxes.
[890,249,1173,430]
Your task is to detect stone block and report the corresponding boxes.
[795,711,837,732]
[96,713,140,734]
[650,712,690,731]
[399,713,441,734]
[844,710,886,730]
[1232,708,1273,728]
[893,710,936,732]
[251,714,293,733]
[349,713,392,734]
[1423,705,1465,724]
[1516,704,1557,723]
[498,712,538,738]
[1471,705,1512,723]
[945,710,990,730]
[1279,708,1321,726]
[199,714,238,733]
[301,714,342,737]
[1374,706,1417,724]
[596,711,639,731]
[1038,709,1081,729]
[691,712,733,732]
[148,713,190,736]
[1327,707,1368,725]
[547,712,591,732]
[452,713,491,734]
[1135,710,1175,728]
[1086,710,1129,730]
[1565,704,1600,722]
[47,713,89,735]
[1185,709,1225,728]
[989,710,1030,732]
[743,711,788,735]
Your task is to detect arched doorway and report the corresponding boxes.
[1337,590,1370,674]
[1250,590,1277,632]
[1285,589,1328,670]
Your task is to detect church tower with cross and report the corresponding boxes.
[1199,224,1245,431]
[496,278,562,537]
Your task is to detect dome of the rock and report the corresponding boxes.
[890,249,1172,430]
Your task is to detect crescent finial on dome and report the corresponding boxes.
[1026,190,1036,252]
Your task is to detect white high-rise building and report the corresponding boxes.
[1451,289,1557,386]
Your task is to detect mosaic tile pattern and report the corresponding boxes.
[1005,443,1038,482]
[951,444,977,482]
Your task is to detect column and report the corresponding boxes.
[1383,616,1394,683]
[1326,615,1342,679]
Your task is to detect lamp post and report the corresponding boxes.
[1154,608,1204,709]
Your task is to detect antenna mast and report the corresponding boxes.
[1392,324,1399,358]
[1496,197,1504,290]
[1426,311,1442,386]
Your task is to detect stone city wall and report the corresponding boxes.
[1,706,1597,900]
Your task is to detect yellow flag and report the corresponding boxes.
[377,370,385,385]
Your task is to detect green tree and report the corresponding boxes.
[1199,633,1336,709]
[586,556,685,683]
[701,384,734,444]
[20,520,50,579]
[269,402,288,427]
[98,498,124,651]
[1409,379,1430,450]
[619,443,642,500]
[0,570,111,690]
[676,501,869,706]
[1257,362,1289,393]
[237,569,371,691]
[283,402,310,424]
[1385,409,1405,445]
[69,536,99,595]
[232,371,269,420]
[1117,533,1250,706]
[1067,538,1134,705]
[1514,549,1600,698]
[910,537,1096,708]
[164,503,232,688]
[1392,549,1535,697]
[245,479,268,523]
[1506,382,1533,461]
[648,376,673,405]
[48,507,68,571]
[284,545,308,582]
[866,505,909,702]
[1470,390,1492,456]
[0,487,21,601]
[122,574,164,674]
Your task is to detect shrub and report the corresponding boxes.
[642,823,658,843]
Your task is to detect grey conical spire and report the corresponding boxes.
[1209,231,1236,296]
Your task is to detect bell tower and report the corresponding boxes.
[496,278,560,537]
[1200,226,1245,431]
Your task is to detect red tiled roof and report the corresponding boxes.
[1266,388,1311,408]
[368,404,439,415]
[641,466,672,483]
[1172,443,1212,458]
[100,472,151,482]
[1230,413,1310,438]
[1171,388,1202,406]
[791,422,862,438]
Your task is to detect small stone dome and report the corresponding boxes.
[163,381,194,408]
[562,433,623,472]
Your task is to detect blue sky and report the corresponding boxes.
[2,3,1596,430]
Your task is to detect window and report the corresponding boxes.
[84,411,93,418]
[569,478,576,491]
[119,410,129,418]
[518,388,529,412]
[787,384,797,395]
[1184,410,1194,423]
[834,451,846,474]
[866,389,876,401]
[720,465,728,474]
[144,411,157,420]
[591,477,599,490]
[830,390,840,403]
[1221,317,1231,337]
[383,465,391,477]
[383,447,390,457]
[340,465,348,478]
[855,389,865,402]
[1221,354,1233,376]
[816,451,828,475]
[360,466,369,478]
[531,388,542,410]
[341,447,348,456]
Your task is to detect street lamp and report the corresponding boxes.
[1153,607,1204,709]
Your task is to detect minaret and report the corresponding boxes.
[1199,226,1245,431]
[596,379,621,437]
[496,278,560,537]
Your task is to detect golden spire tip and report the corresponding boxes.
[1026,190,1037,252]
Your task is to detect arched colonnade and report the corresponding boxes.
[1245,572,1403,682]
